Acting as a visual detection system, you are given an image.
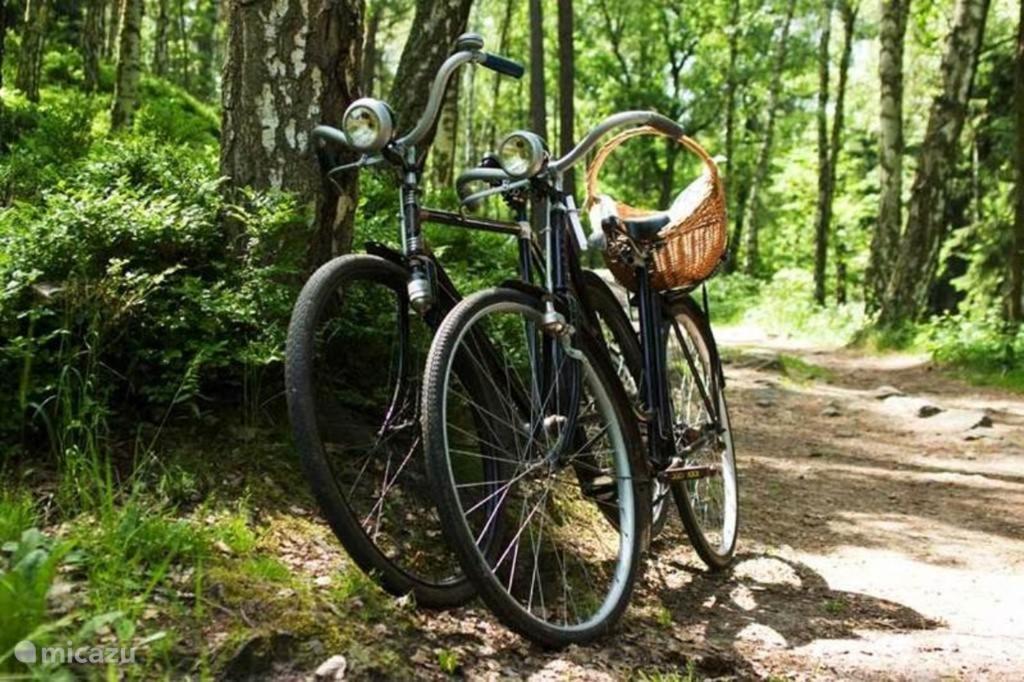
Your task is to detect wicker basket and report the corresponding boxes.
[585,126,728,291]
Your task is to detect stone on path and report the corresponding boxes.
[872,385,905,400]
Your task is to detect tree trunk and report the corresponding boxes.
[176,0,190,90]
[431,75,460,187]
[109,0,143,130]
[105,0,120,58]
[152,0,169,77]
[360,5,379,96]
[389,0,473,149]
[830,1,857,304]
[82,0,104,91]
[723,0,742,272]
[878,0,991,325]
[558,0,575,199]
[15,0,49,102]
[1011,0,1024,324]
[867,0,912,310]
[0,0,8,92]
[486,0,514,150]
[220,0,363,267]
[813,0,857,304]
[813,0,835,305]
[741,0,796,276]
[528,0,547,141]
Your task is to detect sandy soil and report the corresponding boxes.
[365,325,1024,681]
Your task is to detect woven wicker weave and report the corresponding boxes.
[585,126,728,291]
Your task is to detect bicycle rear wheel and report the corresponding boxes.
[662,296,738,570]
[422,287,649,647]
[286,254,474,606]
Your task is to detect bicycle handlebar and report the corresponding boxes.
[480,53,525,79]
[550,111,685,173]
[311,125,349,149]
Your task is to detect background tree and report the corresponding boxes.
[528,0,547,141]
[0,0,8,92]
[389,0,473,147]
[739,0,796,275]
[879,0,992,324]
[15,0,50,102]
[558,0,576,199]
[1012,0,1024,324]
[220,0,364,265]
[152,0,169,77]
[110,0,143,130]
[82,0,105,91]
[867,0,912,310]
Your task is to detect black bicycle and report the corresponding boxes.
[285,34,639,609]
[420,112,738,646]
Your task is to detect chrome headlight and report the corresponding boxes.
[342,98,394,152]
[497,131,547,178]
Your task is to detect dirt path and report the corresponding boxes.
[358,325,1024,680]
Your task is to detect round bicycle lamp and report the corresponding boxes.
[342,98,394,152]
[497,131,547,178]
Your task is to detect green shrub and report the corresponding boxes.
[922,313,1024,390]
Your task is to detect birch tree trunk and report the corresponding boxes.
[110,0,143,130]
[152,0,169,77]
[15,0,49,102]
[558,0,575,199]
[220,0,363,267]
[389,0,473,148]
[431,77,460,187]
[82,0,105,91]
[813,0,835,304]
[1010,0,1024,324]
[867,0,912,310]
[741,0,796,275]
[878,0,991,325]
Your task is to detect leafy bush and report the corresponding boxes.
[922,313,1024,390]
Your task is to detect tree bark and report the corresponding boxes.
[109,0,143,130]
[176,0,190,90]
[15,0,49,102]
[431,75,460,187]
[558,0,575,199]
[528,0,547,141]
[1011,0,1024,324]
[867,0,912,310]
[813,0,835,305]
[878,0,991,325]
[830,1,857,304]
[741,0,796,276]
[82,0,104,91]
[360,5,379,96]
[152,0,169,77]
[389,0,473,149]
[220,0,363,267]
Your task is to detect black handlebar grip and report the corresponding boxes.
[481,53,525,79]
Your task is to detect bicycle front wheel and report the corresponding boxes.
[286,254,474,607]
[421,287,649,647]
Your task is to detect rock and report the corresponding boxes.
[314,575,332,587]
[872,385,904,400]
[822,402,841,417]
[221,632,296,680]
[315,654,348,680]
[881,395,942,419]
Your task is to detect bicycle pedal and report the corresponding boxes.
[662,458,721,482]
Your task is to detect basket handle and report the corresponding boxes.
[584,126,720,209]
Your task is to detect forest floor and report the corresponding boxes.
[189,322,1024,681]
